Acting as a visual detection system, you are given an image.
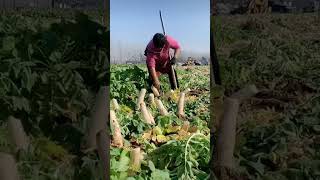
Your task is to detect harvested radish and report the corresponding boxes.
[8,116,29,153]
[86,86,108,151]
[151,85,160,97]
[148,93,155,105]
[136,89,147,110]
[129,147,142,172]
[155,99,169,115]
[214,97,239,170]
[110,110,123,147]
[140,103,150,123]
[0,152,20,180]
[111,98,120,111]
[140,102,153,124]
[177,92,186,118]
[147,107,155,124]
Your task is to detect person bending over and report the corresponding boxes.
[144,33,181,92]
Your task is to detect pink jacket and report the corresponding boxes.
[145,35,180,70]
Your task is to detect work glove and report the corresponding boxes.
[170,57,176,65]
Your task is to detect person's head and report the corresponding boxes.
[152,33,167,48]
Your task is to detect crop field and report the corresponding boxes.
[110,65,210,179]
[0,9,108,179]
[1,8,319,180]
[213,13,320,179]
[110,13,320,180]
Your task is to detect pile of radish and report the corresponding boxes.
[110,85,191,168]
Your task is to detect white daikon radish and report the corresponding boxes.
[140,102,152,124]
[128,147,143,176]
[0,152,20,180]
[8,116,29,153]
[130,147,142,171]
[148,93,155,105]
[214,97,240,169]
[136,89,147,110]
[147,107,155,124]
[110,110,123,147]
[155,99,169,116]
[177,92,186,118]
[151,86,160,97]
[111,98,120,111]
[86,86,108,151]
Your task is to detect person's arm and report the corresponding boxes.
[148,67,160,90]
[146,55,161,91]
[173,48,181,59]
[167,36,181,64]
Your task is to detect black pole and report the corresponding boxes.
[210,0,222,178]
[159,10,178,89]
[159,10,166,35]
[210,0,222,86]
[211,36,221,85]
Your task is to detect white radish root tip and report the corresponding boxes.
[155,99,169,116]
[8,116,29,153]
[136,89,147,110]
[111,99,120,111]
[141,102,154,124]
[148,93,155,105]
[129,148,142,174]
[177,92,186,118]
[110,110,124,147]
[151,86,160,97]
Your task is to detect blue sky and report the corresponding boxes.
[110,0,210,63]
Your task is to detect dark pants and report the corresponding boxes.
[147,68,179,92]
